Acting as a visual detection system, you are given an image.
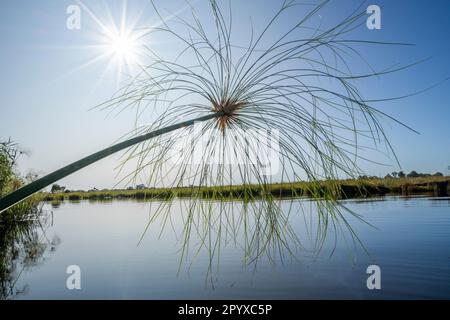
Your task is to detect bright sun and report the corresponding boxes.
[106,30,140,64]
[68,1,149,86]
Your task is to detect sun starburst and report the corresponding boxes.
[103,27,142,69]
[65,0,148,87]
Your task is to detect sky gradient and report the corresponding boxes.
[0,0,449,190]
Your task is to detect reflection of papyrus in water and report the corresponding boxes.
[140,198,367,287]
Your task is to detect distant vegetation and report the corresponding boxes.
[50,184,66,193]
[386,171,443,179]
[358,171,444,180]
[43,172,450,203]
[3,143,447,205]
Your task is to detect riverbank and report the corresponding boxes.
[42,176,450,202]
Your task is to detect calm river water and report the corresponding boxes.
[3,196,450,299]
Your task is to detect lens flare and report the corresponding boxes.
[106,29,140,65]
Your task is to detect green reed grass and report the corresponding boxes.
[1,0,422,275]
[96,0,419,273]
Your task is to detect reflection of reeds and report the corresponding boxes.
[142,198,297,286]
[142,197,369,286]
[0,210,56,299]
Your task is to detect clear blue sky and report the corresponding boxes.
[0,0,449,190]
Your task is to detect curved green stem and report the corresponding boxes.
[0,112,221,214]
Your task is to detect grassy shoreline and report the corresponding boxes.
[42,176,450,202]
